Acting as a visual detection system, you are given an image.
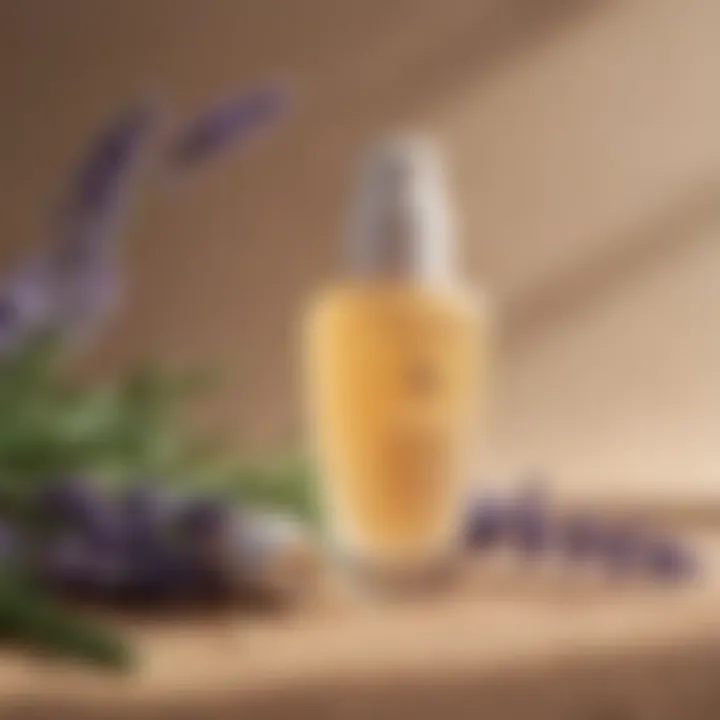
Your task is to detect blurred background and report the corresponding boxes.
[1,0,717,505]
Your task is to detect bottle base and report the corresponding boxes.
[332,548,461,599]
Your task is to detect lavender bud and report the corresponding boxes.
[558,513,604,562]
[601,522,645,575]
[63,103,152,236]
[509,483,553,557]
[644,536,698,582]
[122,484,178,541]
[463,495,507,551]
[0,257,56,356]
[50,249,120,346]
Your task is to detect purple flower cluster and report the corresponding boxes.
[0,86,289,356]
[28,478,245,606]
[464,483,699,582]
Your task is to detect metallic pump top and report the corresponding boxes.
[349,133,456,282]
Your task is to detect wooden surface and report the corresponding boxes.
[2,528,720,719]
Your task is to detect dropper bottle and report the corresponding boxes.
[304,133,489,591]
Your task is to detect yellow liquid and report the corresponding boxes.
[305,282,488,567]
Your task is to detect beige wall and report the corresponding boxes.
[1,0,718,500]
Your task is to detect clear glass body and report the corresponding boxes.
[304,280,489,589]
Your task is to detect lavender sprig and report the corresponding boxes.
[47,103,153,343]
[0,84,289,356]
[167,87,289,170]
[464,483,700,583]
[0,104,152,355]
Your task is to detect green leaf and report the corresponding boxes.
[0,572,134,671]
[210,455,320,526]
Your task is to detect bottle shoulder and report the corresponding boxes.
[308,280,488,311]
[304,280,492,341]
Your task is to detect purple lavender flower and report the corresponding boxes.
[464,495,507,551]
[167,87,289,169]
[63,104,151,235]
[508,480,553,557]
[38,477,125,551]
[0,104,152,354]
[0,256,56,355]
[121,484,179,549]
[46,103,152,342]
[46,245,121,347]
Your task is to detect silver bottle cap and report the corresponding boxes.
[349,134,455,281]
